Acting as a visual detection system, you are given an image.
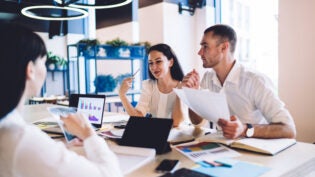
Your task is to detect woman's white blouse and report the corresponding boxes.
[0,110,122,177]
[136,80,177,118]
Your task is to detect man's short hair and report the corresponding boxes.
[204,24,237,54]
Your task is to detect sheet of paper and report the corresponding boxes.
[110,145,156,175]
[193,159,270,177]
[174,87,230,122]
[175,142,240,162]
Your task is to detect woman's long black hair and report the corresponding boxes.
[0,22,47,119]
[147,43,184,81]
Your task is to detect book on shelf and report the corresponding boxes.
[197,133,296,155]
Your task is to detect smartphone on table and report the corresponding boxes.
[155,159,180,173]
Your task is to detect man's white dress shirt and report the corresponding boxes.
[200,61,295,128]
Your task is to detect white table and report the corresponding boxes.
[23,104,315,177]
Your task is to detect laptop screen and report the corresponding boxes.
[70,94,106,128]
[77,96,105,126]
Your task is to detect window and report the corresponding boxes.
[221,0,279,87]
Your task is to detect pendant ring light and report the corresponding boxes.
[21,5,89,21]
[66,0,132,9]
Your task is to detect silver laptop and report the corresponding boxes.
[47,94,106,142]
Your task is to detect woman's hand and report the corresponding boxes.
[119,77,133,96]
[61,113,94,141]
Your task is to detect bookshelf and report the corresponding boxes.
[66,44,148,106]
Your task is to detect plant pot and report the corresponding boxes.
[48,63,55,70]
[131,46,145,57]
[119,48,130,57]
[57,64,65,70]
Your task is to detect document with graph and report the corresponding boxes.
[174,141,240,162]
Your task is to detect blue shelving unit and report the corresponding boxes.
[66,44,148,102]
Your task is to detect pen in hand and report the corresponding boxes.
[132,68,140,78]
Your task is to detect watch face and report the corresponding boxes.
[246,127,254,137]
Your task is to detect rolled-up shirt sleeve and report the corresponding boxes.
[250,75,296,129]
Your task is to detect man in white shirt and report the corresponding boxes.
[182,24,296,139]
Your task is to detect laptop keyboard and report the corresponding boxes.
[159,168,213,177]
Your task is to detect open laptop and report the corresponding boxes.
[47,94,106,142]
[69,94,106,129]
[118,116,173,154]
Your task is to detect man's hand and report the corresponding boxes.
[182,69,200,89]
[218,115,246,139]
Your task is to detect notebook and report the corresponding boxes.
[118,116,173,154]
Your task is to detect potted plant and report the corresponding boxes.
[94,74,117,93]
[77,38,100,57]
[105,38,130,57]
[46,51,60,70]
[105,38,129,47]
[131,41,151,57]
[56,57,67,70]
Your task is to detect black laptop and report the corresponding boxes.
[118,116,173,154]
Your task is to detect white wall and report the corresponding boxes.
[37,32,67,96]
[37,33,84,96]
[96,21,137,43]
[138,2,215,74]
[139,3,164,45]
[162,3,196,74]
[279,0,315,143]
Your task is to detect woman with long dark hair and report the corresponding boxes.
[119,43,185,127]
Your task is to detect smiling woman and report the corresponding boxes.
[118,43,187,127]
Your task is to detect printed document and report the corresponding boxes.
[174,87,230,122]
